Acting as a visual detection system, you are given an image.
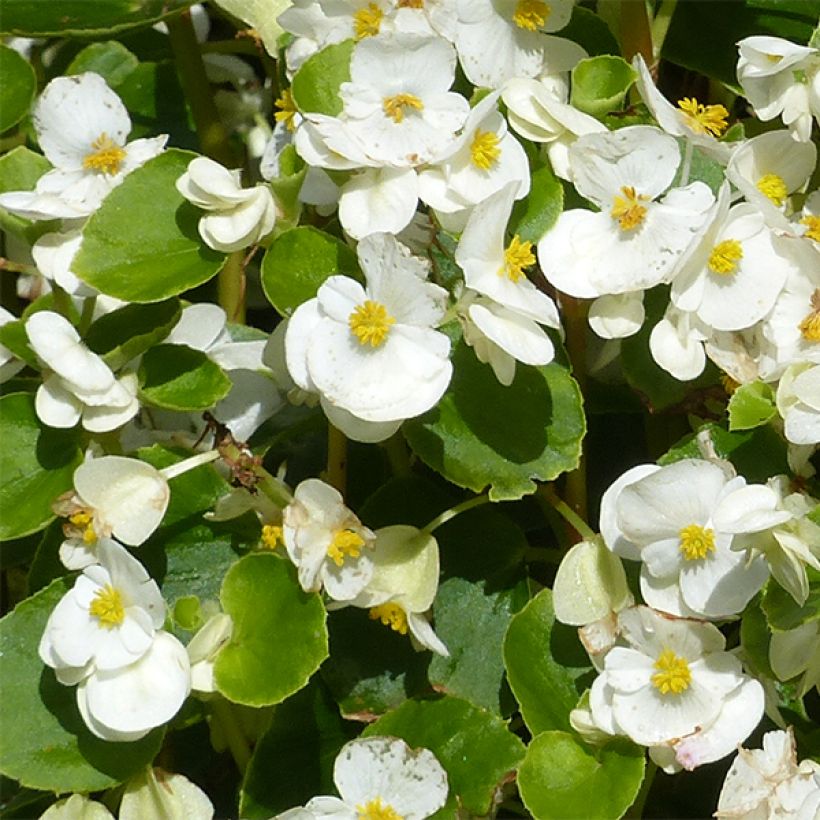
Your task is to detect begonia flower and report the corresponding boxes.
[119,767,214,820]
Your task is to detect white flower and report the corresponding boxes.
[25,311,139,432]
[119,767,214,820]
[277,736,449,820]
[777,362,820,445]
[187,613,233,694]
[176,156,277,252]
[39,794,114,819]
[285,233,452,436]
[648,304,709,380]
[0,72,166,220]
[31,230,96,297]
[0,306,24,384]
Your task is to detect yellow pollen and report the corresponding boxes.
[470,129,501,170]
[651,648,692,695]
[353,3,383,39]
[677,97,729,137]
[708,239,743,275]
[369,602,408,634]
[512,0,550,30]
[68,510,96,544]
[398,0,424,6]
[261,524,284,550]
[327,529,366,567]
[357,797,403,820]
[274,89,298,132]
[500,235,535,282]
[756,173,788,205]
[679,523,716,561]
[799,289,820,342]
[349,300,395,347]
[382,93,424,123]
[83,133,126,175]
[611,186,649,231]
[801,214,820,242]
[89,584,125,628]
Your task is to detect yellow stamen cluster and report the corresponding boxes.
[799,289,820,342]
[353,3,383,39]
[512,0,550,30]
[470,129,501,170]
[68,510,97,545]
[382,93,424,123]
[756,173,788,205]
[261,524,284,550]
[83,133,126,175]
[677,98,729,137]
[651,648,692,695]
[801,214,820,242]
[357,797,403,820]
[611,186,649,231]
[274,89,298,132]
[708,239,743,275]
[369,602,408,634]
[89,584,125,628]
[349,299,395,348]
[500,235,535,282]
[679,523,715,561]
[327,529,366,567]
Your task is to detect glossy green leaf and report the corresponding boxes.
[66,41,139,87]
[261,226,360,317]
[762,569,820,631]
[0,393,82,541]
[404,339,585,501]
[138,344,232,411]
[0,579,163,791]
[0,145,53,240]
[728,380,777,431]
[73,150,225,302]
[570,56,635,119]
[503,588,593,735]
[510,164,563,244]
[214,553,329,706]
[740,595,774,679]
[518,731,645,820]
[291,40,354,116]
[561,6,620,57]
[364,696,525,818]
[0,45,36,133]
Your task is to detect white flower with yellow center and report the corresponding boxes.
[777,361,820,445]
[0,72,167,221]
[277,736,448,820]
[285,233,452,435]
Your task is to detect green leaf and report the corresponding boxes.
[261,226,360,317]
[0,393,82,541]
[503,588,593,735]
[291,40,354,116]
[0,145,54,240]
[510,164,564,244]
[138,344,232,411]
[364,696,525,818]
[214,553,329,706]
[73,150,225,303]
[0,579,163,792]
[85,299,181,371]
[404,339,585,501]
[762,570,820,631]
[268,144,307,225]
[740,595,774,679]
[66,41,139,87]
[518,731,645,820]
[570,56,635,119]
[561,6,620,57]
[728,380,777,431]
[0,45,36,133]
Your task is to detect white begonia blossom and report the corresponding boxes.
[615,459,778,619]
[176,156,277,253]
[455,182,562,385]
[277,736,448,820]
[588,607,764,770]
[31,230,96,297]
[282,478,376,601]
[716,728,820,818]
[770,620,820,696]
[648,304,709,380]
[0,306,24,384]
[119,767,214,820]
[0,72,166,221]
[285,233,452,437]
[777,362,820,445]
[187,613,233,694]
[39,794,115,820]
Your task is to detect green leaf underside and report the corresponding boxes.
[728,380,777,431]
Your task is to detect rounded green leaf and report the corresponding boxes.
[0,393,82,541]
[73,150,225,303]
[571,56,635,118]
[510,164,563,244]
[364,696,525,818]
[404,340,585,501]
[728,380,776,431]
[291,40,354,116]
[261,226,360,317]
[66,41,139,87]
[503,588,592,735]
[0,579,163,791]
[214,553,329,706]
[518,731,645,820]
[138,343,232,411]
[0,45,36,133]
[0,145,53,240]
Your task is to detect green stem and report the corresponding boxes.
[50,283,73,320]
[210,698,252,775]
[650,0,679,60]
[619,0,654,64]
[78,296,97,335]
[679,139,694,187]
[625,760,657,818]
[326,423,348,496]
[217,249,246,324]
[159,448,220,481]
[539,484,596,542]
[382,431,411,477]
[256,468,294,508]
[421,494,491,536]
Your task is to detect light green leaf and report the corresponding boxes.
[73,150,225,303]
[291,40,354,116]
[209,0,291,57]
[0,393,82,541]
[0,579,163,792]
[214,553,329,706]
[0,145,53,240]
[728,380,776,431]
[0,44,36,132]
[571,56,635,119]
[364,696,525,818]
[268,144,306,225]
[138,344,232,411]
[404,339,585,501]
[510,164,563,244]
[66,41,139,87]
[518,731,645,820]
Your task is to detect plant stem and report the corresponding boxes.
[679,139,694,187]
[382,431,411,476]
[160,448,220,481]
[539,484,596,542]
[326,423,348,496]
[218,249,246,324]
[78,296,97,335]
[650,0,679,59]
[625,760,657,818]
[619,0,654,64]
[420,494,491,536]
[210,698,252,775]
